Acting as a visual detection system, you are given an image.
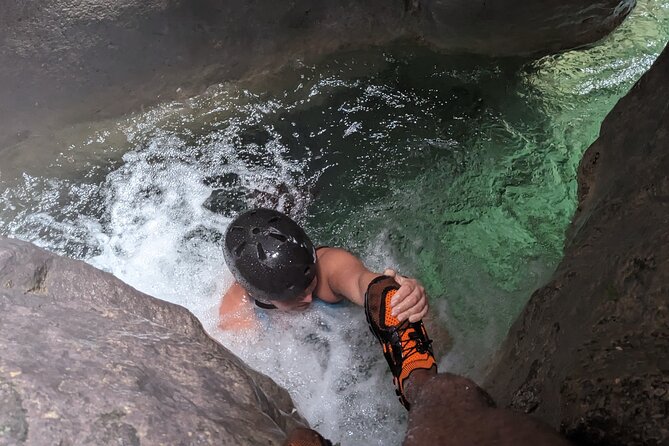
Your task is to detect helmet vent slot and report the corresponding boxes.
[252,227,260,234]
[256,243,266,261]
[234,242,246,257]
[268,216,280,223]
[304,266,311,276]
[269,233,287,243]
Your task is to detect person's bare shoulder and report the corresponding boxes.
[219,282,259,331]
[316,247,378,306]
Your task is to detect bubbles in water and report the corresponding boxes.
[217,303,407,445]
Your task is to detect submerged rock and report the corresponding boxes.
[203,189,248,217]
[0,236,305,445]
[485,44,669,446]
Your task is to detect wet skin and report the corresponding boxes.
[265,277,319,311]
[402,371,572,446]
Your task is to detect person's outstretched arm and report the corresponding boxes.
[320,248,429,322]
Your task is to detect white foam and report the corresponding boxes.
[80,122,407,445]
[215,303,407,445]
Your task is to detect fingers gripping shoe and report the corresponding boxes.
[364,275,436,410]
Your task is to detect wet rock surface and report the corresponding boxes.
[1,0,633,150]
[485,44,669,446]
[0,236,305,445]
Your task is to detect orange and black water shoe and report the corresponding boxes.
[364,275,436,410]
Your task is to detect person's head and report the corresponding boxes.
[223,208,317,310]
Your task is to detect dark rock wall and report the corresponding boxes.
[0,236,305,445]
[0,0,404,149]
[1,0,633,149]
[485,43,669,446]
[418,0,634,55]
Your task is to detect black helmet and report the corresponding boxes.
[224,208,316,302]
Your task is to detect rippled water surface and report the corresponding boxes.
[1,1,668,444]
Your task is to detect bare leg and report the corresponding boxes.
[402,373,571,446]
[403,367,438,404]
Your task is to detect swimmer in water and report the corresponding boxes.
[219,208,436,404]
[219,207,431,334]
[221,208,436,445]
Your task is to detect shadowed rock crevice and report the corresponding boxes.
[26,261,49,295]
[485,43,669,446]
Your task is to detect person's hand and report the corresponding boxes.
[383,268,429,322]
